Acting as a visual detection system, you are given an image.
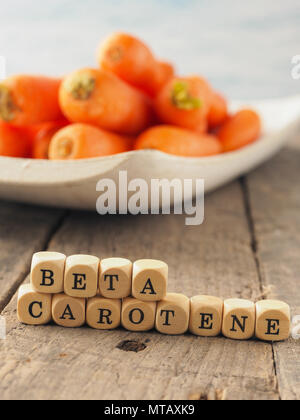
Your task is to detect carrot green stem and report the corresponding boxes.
[65,73,96,100]
[0,85,17,122]
[171,81,202,111]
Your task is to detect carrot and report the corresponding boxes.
[218,109,261,152]
[149,60,175,97]
[32,120,69,159]
[155,76,212,132]
[49,123,132,160]
[59,68,153,136]
[208,92,229,129]
[135,125,222,157]
[0,122,31,158]
[0,75,63,126]
[97,33,174,96]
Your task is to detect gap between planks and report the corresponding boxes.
[240,176,281,401]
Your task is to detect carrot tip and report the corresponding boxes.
[0,84,17,122]
[65,73,96,101]
[171,81,202,111]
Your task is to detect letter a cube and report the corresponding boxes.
[132,259,168,302]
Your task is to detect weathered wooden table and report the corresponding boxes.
[0,136,299,401]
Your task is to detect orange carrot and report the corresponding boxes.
[97,33,174,96]
[59,68,153,136]
[32,120,69,159]
[218,109,261,152]
[0,75,63,126]
[148,60,175,97]
[208,92,229,129]
[135,125,222,157]
[0,122,31,158]
[155,76,212,132]
[49,123,132,160]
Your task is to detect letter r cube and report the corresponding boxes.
[31,252,66,294]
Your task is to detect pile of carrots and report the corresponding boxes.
[0,33,261,160]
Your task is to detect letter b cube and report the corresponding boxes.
[31,251,66,294]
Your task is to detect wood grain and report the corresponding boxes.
[0,182,279,400]
[246,147,300,400]
[0,201,65,312]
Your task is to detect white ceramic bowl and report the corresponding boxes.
[0,95,299,210]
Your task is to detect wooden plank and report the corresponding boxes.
[0,201,65,312]
[246,146,300,400]
[0,182,278,400]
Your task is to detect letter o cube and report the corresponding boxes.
[132,259,168,302]
[256,300,291,342]
[122,297,156,332]
[31,251,66,294]
[190,295,224,337]
[52,294,86,328]
[64,255,99,298]
[17,284,52,325]
[156,293,190,335]
[87,297,121,330]
[222,299,255,340]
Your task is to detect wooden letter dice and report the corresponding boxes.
[222,299,255,340]
[132,259,168,302]
[99,258,132,299]
[87,297,121,330]
[156,293,190,335]
[122,297,156,332]
[52,294,86,328]
[17,284,52,325]
[190,295,224,337]
[256,300,291,342]
[64,255,99,298]
[31,251,66,294]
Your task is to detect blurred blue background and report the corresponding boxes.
[0,0,299,99]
